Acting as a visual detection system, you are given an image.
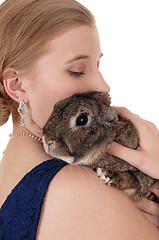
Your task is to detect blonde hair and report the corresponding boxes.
[0,0,95,126]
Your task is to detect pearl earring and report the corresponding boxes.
[17,99,27,126]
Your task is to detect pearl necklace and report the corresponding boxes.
[3,133,43,155]
[9,133,43,143]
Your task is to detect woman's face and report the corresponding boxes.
[21,25,110,129]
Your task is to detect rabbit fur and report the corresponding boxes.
[43,91,159,202]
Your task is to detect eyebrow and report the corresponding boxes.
[66,53,103,64]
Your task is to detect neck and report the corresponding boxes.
[11,114,42,137]
[0,118,52,183]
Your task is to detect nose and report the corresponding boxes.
[97,70,110,93]
[88,68,110,93]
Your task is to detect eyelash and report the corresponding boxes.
[69,71,85,77]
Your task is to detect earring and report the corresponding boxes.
[17,99,27,126]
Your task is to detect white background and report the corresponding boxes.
[0,0,159,159]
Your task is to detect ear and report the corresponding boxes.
[2,68,28,104]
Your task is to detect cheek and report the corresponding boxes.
[28,81,58,128]
[53,76,88,100]
[30,85,79,128]
[27,72,87,128]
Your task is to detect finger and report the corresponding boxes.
[151,189,159,199]
[136,198,159,217]
[112,106,157,132]
[111,107,139,120]
[111,106,145,129]
[141,211,159,229]
[107,141,143,168]
[135,199,159,229]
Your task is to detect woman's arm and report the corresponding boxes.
[36,165,159,240]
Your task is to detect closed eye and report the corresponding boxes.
[69,71,85,77]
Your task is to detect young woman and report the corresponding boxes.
[0,0,159,239]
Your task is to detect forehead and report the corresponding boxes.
[42,25,101,61]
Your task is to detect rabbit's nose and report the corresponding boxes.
[42,136,55,154]
[47,140,55,150]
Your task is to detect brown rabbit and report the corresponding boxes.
[43,91,159,202]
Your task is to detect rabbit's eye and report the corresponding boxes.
[76,113,88,126]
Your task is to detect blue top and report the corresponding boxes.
[0,158,68,240]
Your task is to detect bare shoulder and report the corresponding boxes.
[36,165,159,240]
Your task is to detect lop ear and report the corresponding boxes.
[90,91,111,106]
[53,91,85,113]
[53,91,111,113]
[53,96,72,113]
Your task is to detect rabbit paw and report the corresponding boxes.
[97,168,122,189]
[96,168,113,184]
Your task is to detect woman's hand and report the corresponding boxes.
[107,107,159,228]
[135,189,159,229]
[107,107,159,179]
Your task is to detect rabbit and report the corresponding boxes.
[42,91,159,202]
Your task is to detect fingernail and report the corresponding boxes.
[106,144,111,151]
